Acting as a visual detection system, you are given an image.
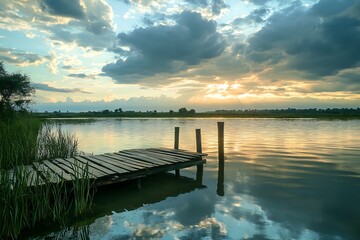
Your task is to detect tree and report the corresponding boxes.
[0,62,35,114]
[178,107,188,114]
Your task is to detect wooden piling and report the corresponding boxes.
[196,129,203,183]
[217,122,224,196]
[218,122,224,162]
[174,127,180,149]
[174,127,180,177]
[196,129,202,154]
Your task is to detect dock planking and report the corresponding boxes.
[21,148,206,187]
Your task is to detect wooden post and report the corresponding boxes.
[196,129,202,154]
[217,122,225,196]
[174,127,180,149]
[196,129,203,183]
[174,127,180,177]
[218,122,224,162]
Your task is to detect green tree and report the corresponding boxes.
[178,107,188,114]
[0,62,35,115]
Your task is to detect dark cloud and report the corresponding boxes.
[211,0,227,15]
[103,11,226,83]
[40,0,85,19]
[243,0,288,6]
[184,0,227,15]
[243,0,360,78]
[232,8,270,25]
[311,0,357,17]
[184,0,208,7]
[33,83,91,94]
[0,47,47,65]
[42,0,116,51]
[62,65,73,70]
[67,73,88,78]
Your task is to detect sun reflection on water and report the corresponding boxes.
[34,118,360,239]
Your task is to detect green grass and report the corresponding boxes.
[0,117,79,170]
[0,116,94,239]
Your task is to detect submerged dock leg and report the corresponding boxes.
[196,129,203,183]
[174,127,180,177]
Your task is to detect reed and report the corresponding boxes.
[0,118,79,170]
[0,116,94,239]
[37,123,79,161]
[71,160,95,217]
[0,117,41,169]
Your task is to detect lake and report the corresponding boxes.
[32,118,360,239]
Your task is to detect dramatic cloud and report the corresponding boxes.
[103,11,226,83]
[40,0,85,19]
[45,0,116,50]
[33,83,91,94]
[243,0,360,78]
[0,0,116,51]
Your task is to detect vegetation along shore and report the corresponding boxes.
[0,63,94,239]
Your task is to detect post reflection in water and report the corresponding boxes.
[216,157,225,196]
[32,118,360,239]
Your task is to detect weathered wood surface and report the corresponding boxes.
[21,148,206,187]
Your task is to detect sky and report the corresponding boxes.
[0,0,359,112]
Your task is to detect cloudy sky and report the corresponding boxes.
[0,0,359,112]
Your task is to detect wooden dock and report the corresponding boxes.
[21,148,206,187]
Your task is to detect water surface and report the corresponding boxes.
[34,118,360,239]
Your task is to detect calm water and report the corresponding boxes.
[33,118,360,240]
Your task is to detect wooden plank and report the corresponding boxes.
[132,150,192,163]
[121,150,178,164]
[52,158,78,175]
[98,154,147,171]
[142,159,206,176]
[88,155,130,173]
[74,156,117,176]
[132,150,191,164]
[147,148,198,160]
[105,153,156,168]
[157,147,206,156]
[42,160,74,181]
[22,165,44,186]
[32,162,63,183]
[148,149,206,164]
[115,151,172,166]
[151,148,206,158]
[68,157,107,178]
[79,156,123,175]
[50,159,76,174]
[52,158,97,179]
[9,147,207,188]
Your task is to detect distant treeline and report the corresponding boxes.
[34,107,360,119]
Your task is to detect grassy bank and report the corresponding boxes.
[0,115,94,239]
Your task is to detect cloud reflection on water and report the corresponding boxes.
[35,119,360,239]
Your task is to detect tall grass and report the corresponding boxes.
[37,123,79,161]
[71,161,94,217]
[0,117,41,169]
[0,118,78,170]
[0,116,94,239]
